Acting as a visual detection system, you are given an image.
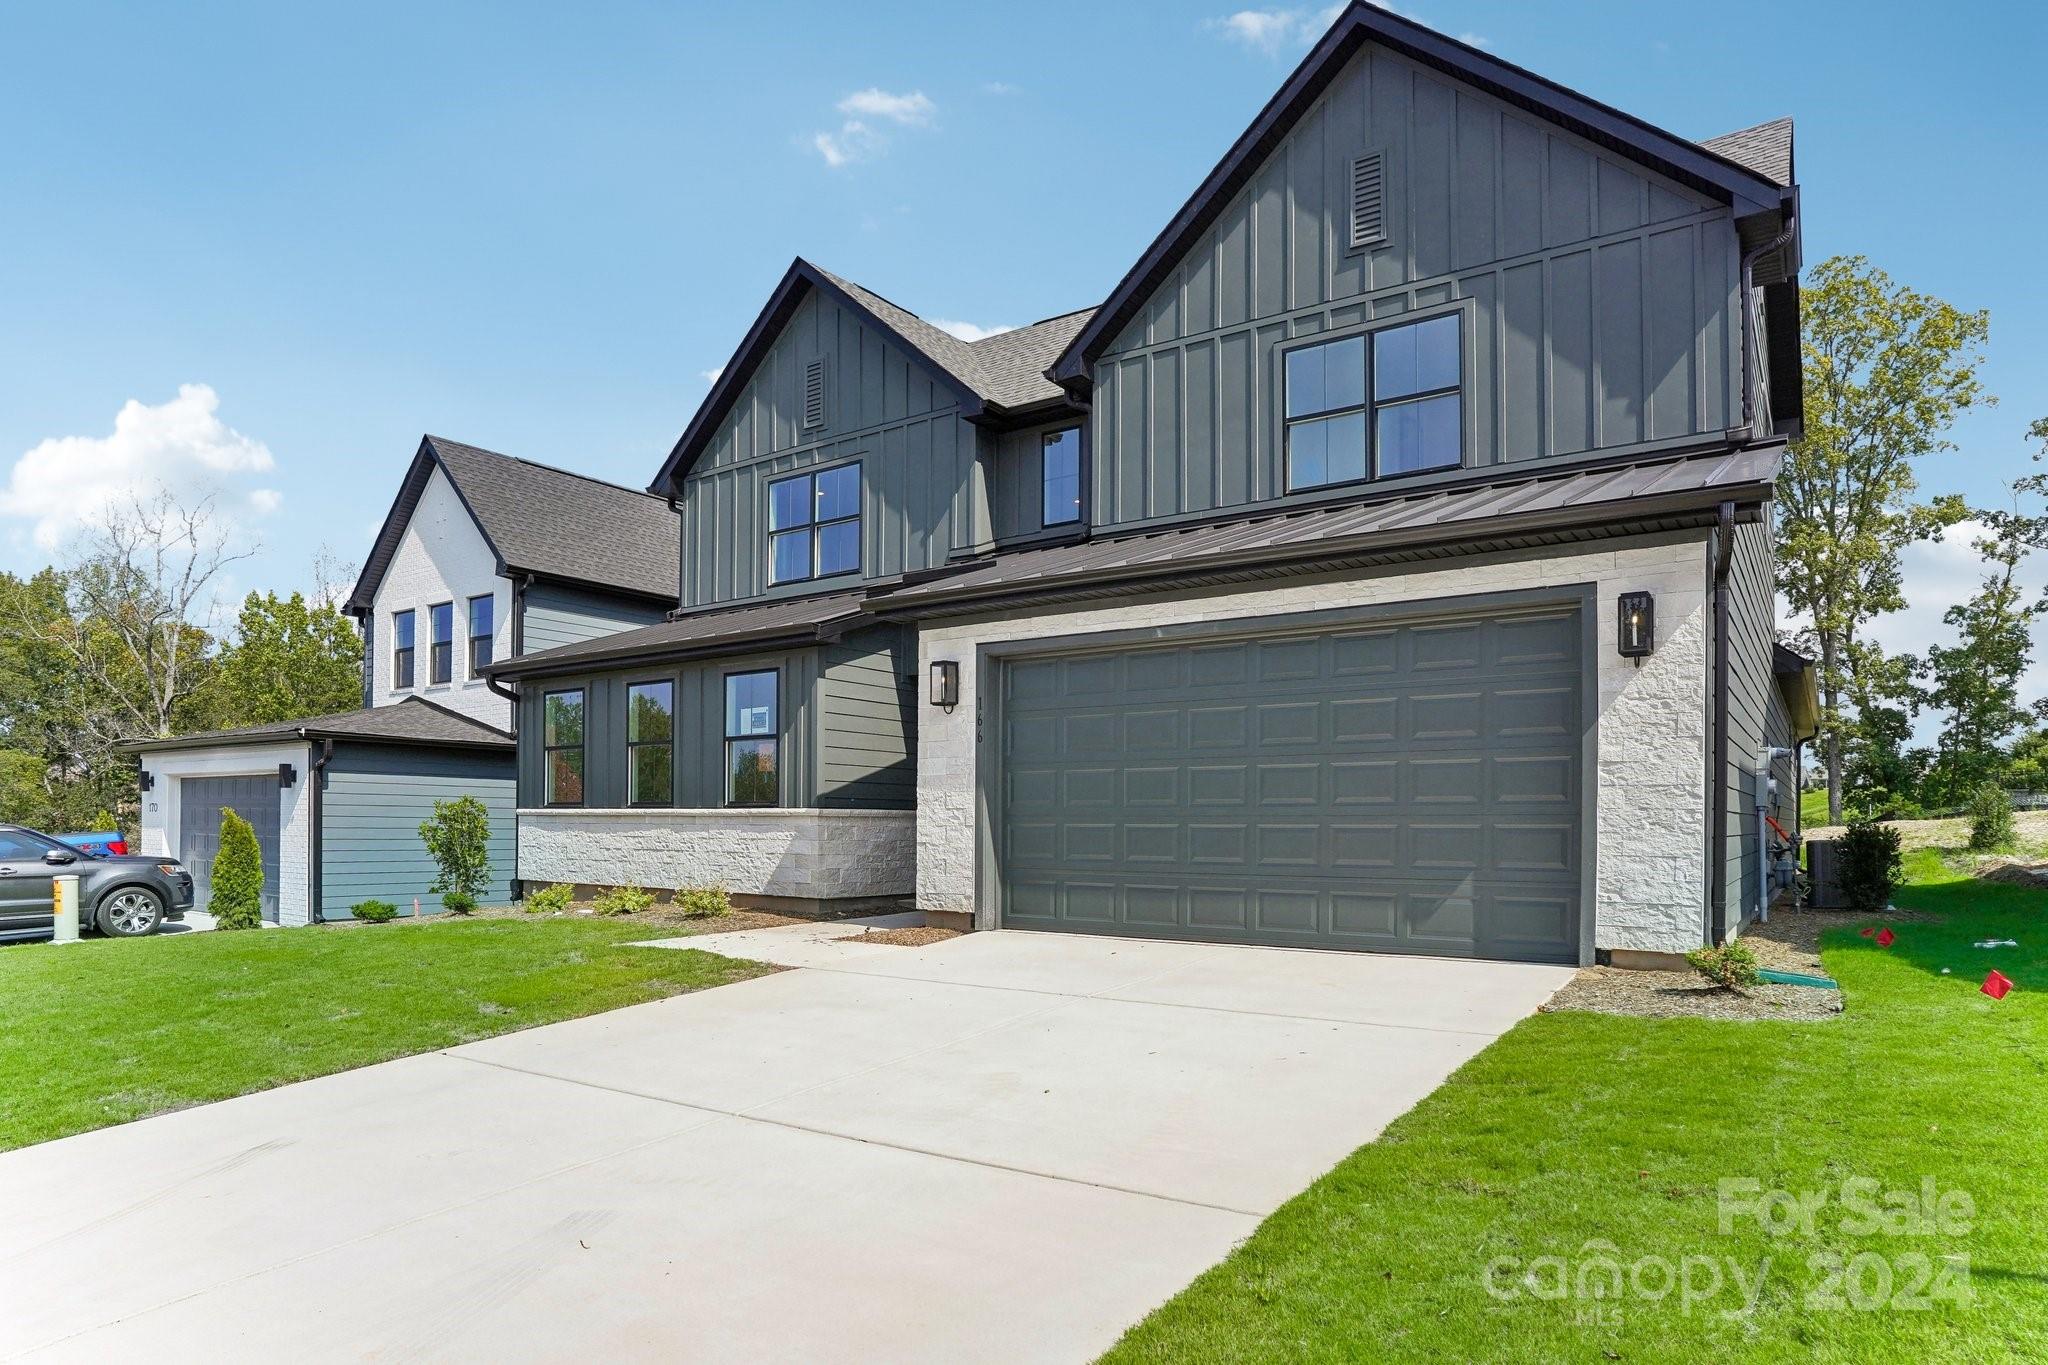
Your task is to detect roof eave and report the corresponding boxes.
[485,626,839,682]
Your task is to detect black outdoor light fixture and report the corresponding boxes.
[1617,591,1655,662]
[138,770,154,793]
[929,659,960,710]
[278,762,297,789]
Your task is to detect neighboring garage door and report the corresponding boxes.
[996,606,1585,963]
[179,775,283,923]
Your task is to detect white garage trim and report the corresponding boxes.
[138,743,314,925]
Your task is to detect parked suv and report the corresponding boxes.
[0,825,194,943]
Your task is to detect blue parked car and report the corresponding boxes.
[55,831,128,858]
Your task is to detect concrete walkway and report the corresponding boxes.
[0,923,1571,1363]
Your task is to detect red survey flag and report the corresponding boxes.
[1860,927,1875,938]
[1876,928,1897,948]
[1983,970,2014,1000]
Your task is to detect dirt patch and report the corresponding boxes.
[833,925,961,948]
[1976,859,2048,888]
[1806,809,2048,855]
[1543,910,1866,1023]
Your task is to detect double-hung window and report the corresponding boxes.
[392,609,416,690]
[1041,427,1082,527]
[724,670,779,806]
[542,689,585,806]
[768,464,860,585]
[428,602,454,685]
[1284,313,1462,492]
[467,594,494,675]
[625,681,674,807]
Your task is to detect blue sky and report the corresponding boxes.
[2,0,2043,699]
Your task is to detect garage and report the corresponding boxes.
[995,604,1588,963]
[177,775,284,923]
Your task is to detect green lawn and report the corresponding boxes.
[0,918,766,1152]
[1107,850,2048,1362]
[1801,786,1833,828]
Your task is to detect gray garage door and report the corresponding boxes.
[997,607,1585,963]
[179,775,283,923]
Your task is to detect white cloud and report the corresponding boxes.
[931,320,1016,342]
[1,384,276,549]
[813,121,879,168]
[1208,4,1345,55]
[980,81,1020,96]
[1454,30,1489,47]
[700,365,725,386]
[836,88,935,126]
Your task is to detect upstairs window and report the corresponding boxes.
[543,689,585,806]
[725,670,779,806]
[1284,314,1462,492]
[1041,428,1082,527]
[768,463,861,585]
[467,594,494,675]
[626,680,674,807]
[428,602,454,685]
[392,609,416,690]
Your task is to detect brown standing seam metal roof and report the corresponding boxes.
[485,591,870,679]
[120,697,514,753]
[867,445,1784,614]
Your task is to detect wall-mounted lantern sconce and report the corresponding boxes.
[138,770,155,793]
[278,763,297,789]
[1617,591,1655,663]
[929,659,960,710]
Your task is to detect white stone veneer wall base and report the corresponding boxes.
[916,533,1714,957]
[515,808,915,900]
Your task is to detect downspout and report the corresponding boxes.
[1738,205,1799,439]
[1706,502,1735,947]
[1754,745,1794,924]
[304,735,334,924]
[667,496,685,620]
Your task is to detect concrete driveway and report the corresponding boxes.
[0,923,1570,1363]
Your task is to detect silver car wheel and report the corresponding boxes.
[100,889,162,936]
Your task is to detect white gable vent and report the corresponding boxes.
[803,358,826,429]
[1349,150,1387,251]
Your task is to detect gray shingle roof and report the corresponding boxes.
[1699,118,1794,188]
[123,698,513,753]
[426,438,680,600]
[487,591,869,679]
[870,445,1785,614]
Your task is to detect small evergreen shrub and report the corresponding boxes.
[1685,939,1761,991]
[592,884,655,916]
[418,796,492,902]
[209,810,264,930]
[440,890,478,916]
[524,884,574,914]
[1968,784,2016,852]
[676,885,732,918]
[350,899,399,923]
[1837,818,1905,910]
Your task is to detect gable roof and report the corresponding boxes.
[347,436,680,613]
[123,697,513,753]
[1049,0,1795,389]
[1700,118,1794,189]
[649,258,1094,494]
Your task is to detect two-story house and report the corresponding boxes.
[490,2,1817,967]
[130,436,678,926]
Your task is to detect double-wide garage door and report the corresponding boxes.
[997,606,1585,964]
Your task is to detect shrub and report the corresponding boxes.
[1968,784,2016,852]
[418,796,492,902]
[1685,939,1761,991]
[676,885,732,918]
[524,884,574,914]
[1837,818,1905,910]
[350,899,398,923]
[209,809,264,930]
[591,884,655,916]
[441,890,478,916]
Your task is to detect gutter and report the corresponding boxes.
[1706,501,1735,946]
[487,573,534,735]
[304,736,335,924]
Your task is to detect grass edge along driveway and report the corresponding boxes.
[1105,853,2048,1363]
[0,917,768,1153]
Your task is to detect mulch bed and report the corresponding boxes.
[1542,908,1873,1023]
[462,905,811,935]
[833,925,962,947]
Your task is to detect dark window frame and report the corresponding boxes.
[624,678,675,809]
[392,609,416,691]
[1041,426,1083,528]
[427,601,455,685]
[1281,310,1465,494]
[722,668,781,808]
[467,594,494,676]
[766,461,862,586]
[541,687,586,808]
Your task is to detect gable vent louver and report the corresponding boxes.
[803,358,826,429]
[1349,151,1386,251]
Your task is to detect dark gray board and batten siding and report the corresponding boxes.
[318,742,516,920]
[679,287,982,610]
[1090,43,1745,533]
[514,625,915,812]
[520,582,671,655]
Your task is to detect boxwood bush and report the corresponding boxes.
[350,899,399,923]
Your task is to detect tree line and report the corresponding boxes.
[0,492,363,833]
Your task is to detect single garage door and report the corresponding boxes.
[179,775,283,923]
[997,606,1585,963]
